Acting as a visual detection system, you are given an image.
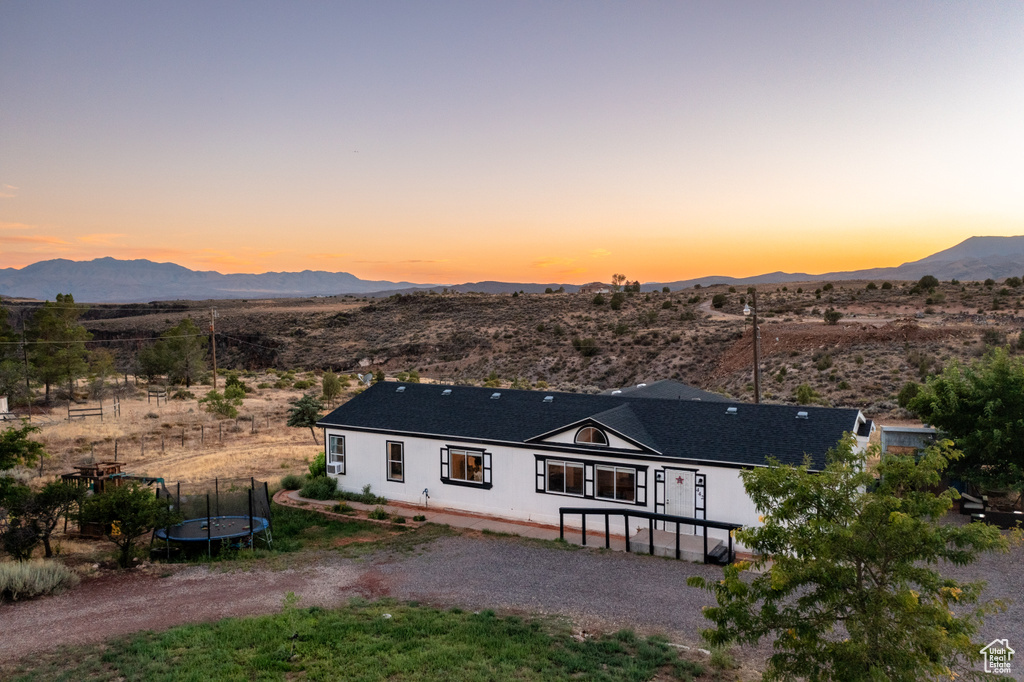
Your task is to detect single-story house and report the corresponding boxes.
[577,282,610,295]
[317,381,873,550]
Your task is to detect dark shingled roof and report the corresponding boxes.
[319,382,865,469]
[600,379,732,402]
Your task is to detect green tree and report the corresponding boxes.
[896,380,921,409]
[908,347,1024,492]
[688,437,1009,681]
[711,293,727,309]
[1,480,85,560]
[0,421,45,503]
[611,274,626,292]
[27,293,92,401]
[321,370,343,407]
[918,274,940,290]
[0,300,28,405]
[82,483,181,568]
[287,394,324,444]
[162,319,208,387]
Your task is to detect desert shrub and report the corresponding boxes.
[591,293,606,306]
[1005,276,1022,288]
[280,474,306,490]
[981,328,1006,347]
[273,379,292,389]
[680,310,697,321]
[794,383,820,405]
[0,560,79,602]
[865,282,877,290]
[711,294,727,309]
[368,506,389,520]
[299,475,337,500]
[171,389,195,401]
[332,502,354,514]
[814,353,833,371]
[613,322,630,336]
[145,412,159,419]
[661,300,672,309]
[822,282,834,291]
[896,381,921,409]
[609,292,625,310]
[257,382,271,389]
[413,514,426,522]
[199,390,241,419]
[917,274,939,290]
[881,282,892,290]
[223,384,246,401]
[823,308,843,325]
[392,515,406,524]
[290,379,313,390]
[572,337,599,357]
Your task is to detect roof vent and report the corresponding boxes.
[611,390,622,395]
[441,389,452,396]
[543,395,554,403]
[637,383,647,388]
[490,392,501,400]
[726,406,738,415]
[396,386,406,393]
[796,411,808,419]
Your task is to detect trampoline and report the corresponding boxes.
[155,515,270,542]
[153,477,273,557]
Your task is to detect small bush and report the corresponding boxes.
[392,515,406,524]
[711,293,727,309]
[293,379,315,390]
[413,515,426,522]
[145,412,159,419]
[335,484,388,506]
[280,474,306,490]
[171,389,195,401]
[591,293,606,306]
[0,560,79,602]
[823,308,843,325]
[368,506,389,520]
[332,502,354,514]
[299,476,337,500]
[881,281,892,290]
[308,452,326,478]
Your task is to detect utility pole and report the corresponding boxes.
[743,289,761,404]
[210,308,218,392]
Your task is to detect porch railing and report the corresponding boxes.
[558,506,743,564]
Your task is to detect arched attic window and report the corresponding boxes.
[575,426,609,446]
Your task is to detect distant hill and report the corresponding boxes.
[1,236,1023,303]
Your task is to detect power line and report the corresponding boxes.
[0,333,209,346]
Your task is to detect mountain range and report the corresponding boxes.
[1,236,1023,303]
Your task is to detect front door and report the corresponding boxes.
[665,469,696,533]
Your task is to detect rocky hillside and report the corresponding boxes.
[63,276,1024,420]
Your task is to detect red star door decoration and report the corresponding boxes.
[675,476,684,484]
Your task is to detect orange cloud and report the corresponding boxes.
[0,185,18,199]
[77,233,126,245]
[2,234,70,245]
[0,222,35,230]
[532,256,577,269]
[590,248,611,258]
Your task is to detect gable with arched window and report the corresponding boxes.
[574,426,608,446]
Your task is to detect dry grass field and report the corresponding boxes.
[24,377,339,486]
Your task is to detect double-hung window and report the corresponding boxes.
[546,460,584,496]
[595,465,635,503]
[387,441,404,482]
[327,435,345,475]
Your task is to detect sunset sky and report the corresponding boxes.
[2,2,1023,285]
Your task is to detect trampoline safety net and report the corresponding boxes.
[154,477,272,554]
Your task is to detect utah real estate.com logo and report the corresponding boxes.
[980,639,1014,675]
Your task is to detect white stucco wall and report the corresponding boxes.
[324,427,761,545]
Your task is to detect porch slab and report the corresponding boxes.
[628,528,724,562]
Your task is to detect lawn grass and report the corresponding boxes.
[167,503,457,564]
[6,598,706,681]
